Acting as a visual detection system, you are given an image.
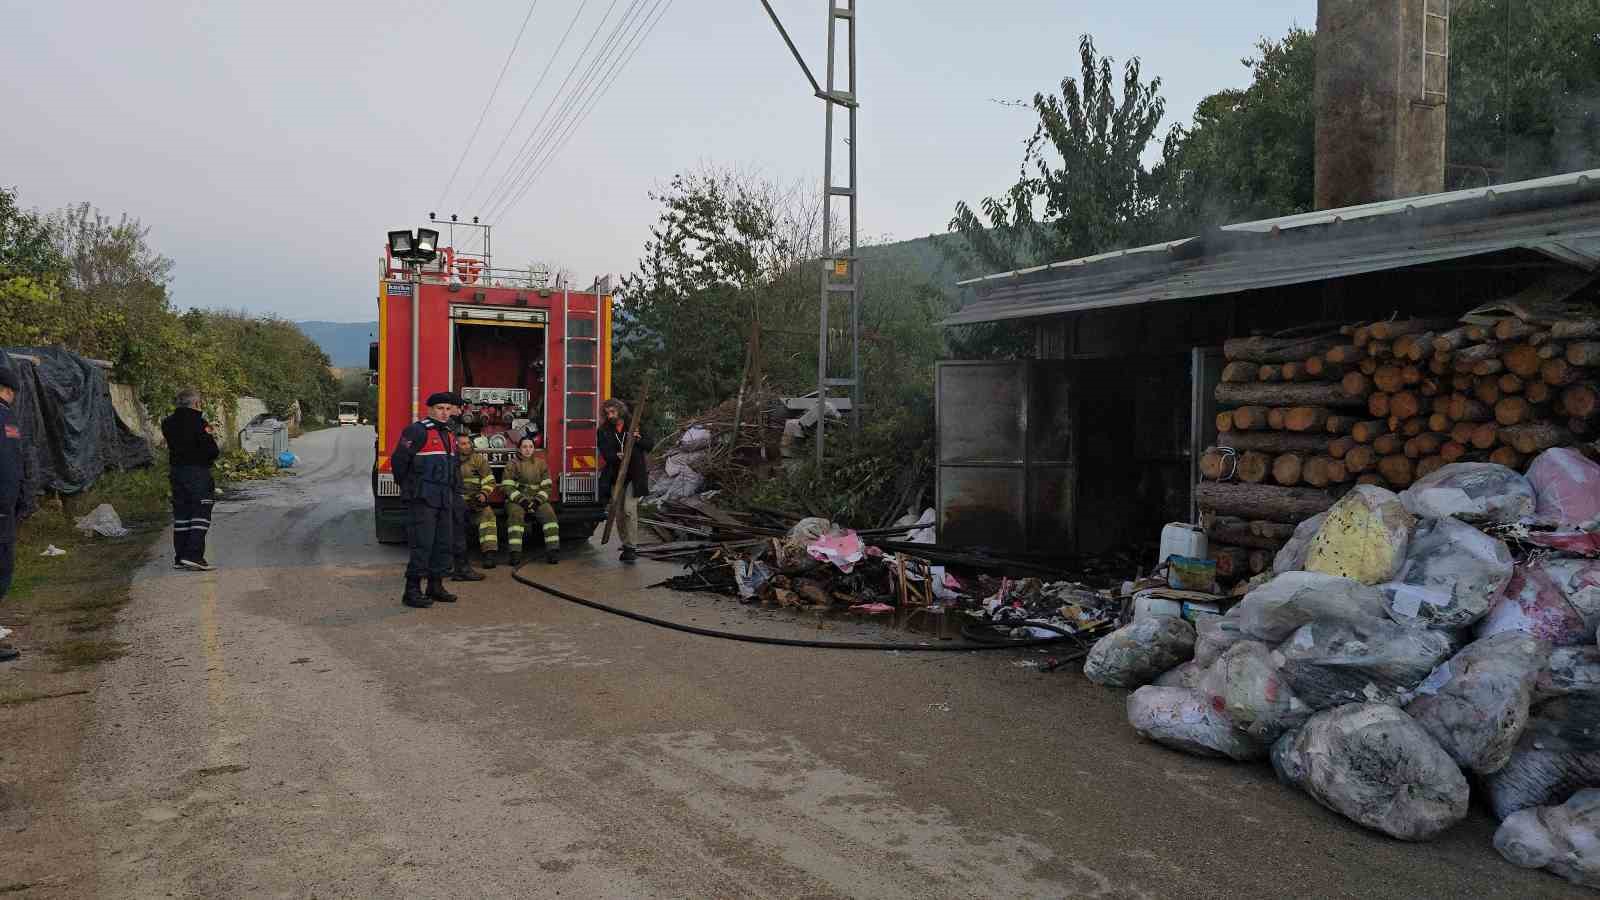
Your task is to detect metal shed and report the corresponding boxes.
[935,169,1600,555]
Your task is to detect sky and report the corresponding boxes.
[1,0,1315,322]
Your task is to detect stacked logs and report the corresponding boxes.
[1198,330,1372,577]
[1200,314,1600,579]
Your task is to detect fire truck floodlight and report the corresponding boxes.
[387,230,414,256]
[415,228,440,255]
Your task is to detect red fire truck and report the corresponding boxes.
[370,234,614,544]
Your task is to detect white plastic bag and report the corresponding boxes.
[1277,617,1458,710]
[1494,788,1600,890]
[1479,558,1600,647]
[1405,632,1550,774]
[1483,702,1600,820]
[1400,462,1536,525]
[1153,660,1203,689]
[1193,609,1245,669]
[74,503,129,538]
[1381,517,1513,629]
[1126,686,1266,761]
[1536,646,1600,702]
[1272,512,1327,574]
[1271,703,1470,841]
[1083,616,1196,688]
[1197,640,1310,742]
[1232,571,1389,643]
[1304,485,1414,584]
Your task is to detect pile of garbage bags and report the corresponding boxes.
[1086,452,1600,890]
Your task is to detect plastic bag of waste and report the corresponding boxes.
[1153,660,1203,689]
[1520,696,1600,754]
[678,426,713,451]
[1483,702,1600,819]
[1232,571,1389,644]
[1536,646,1600,702]
[1277,617,1458,710]
[1404,632,1549,774]
[1305,485,1414,584]
[1272,512,1327,574]
[1400,462,1536,525]
[1380,518,1513,629]
[788,517,834,543]
[1083,616,1196,688]
[731,558,772,601]
[73,503,129,538]
[1494,788,1600,890]
[1194,609,1245,669]
[1479,558,1600,647]
[807,530,865,573]
[1270,703,1470,841]
[1198,640,1311,742]
[1126,686,1266,761]
[1527,447,1600,528]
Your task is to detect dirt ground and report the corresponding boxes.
[0,425,1582,898]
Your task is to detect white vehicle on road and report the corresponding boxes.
[337,401,360,426]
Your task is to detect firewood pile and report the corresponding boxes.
[1200,305,1600,580]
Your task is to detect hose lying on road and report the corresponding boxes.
[510,566,1098,655]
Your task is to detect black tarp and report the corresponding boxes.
[3,346,153,515]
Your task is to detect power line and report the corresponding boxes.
[461,0,595,213]
[434,0,544,212]
[493,0,674,219]
[474,0,633,216]
[488,0,656,215]
[484,0,664,220]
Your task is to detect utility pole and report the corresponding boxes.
[758,0,861,468]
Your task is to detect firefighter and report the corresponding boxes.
[391,391,461,608]
[0,366,22,662]
[446,414,486,583]
[502,434,559,566]
[598,398,651,562]
[456,431,500,569]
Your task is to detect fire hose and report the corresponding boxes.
[509,564,1102,656]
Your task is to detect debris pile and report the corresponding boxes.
[640,499,1126,653]
[1092,449,1600,889]
[645,386,789,503]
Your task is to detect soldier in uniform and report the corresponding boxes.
[390,391,461,608]
[0,367,23,662]
[502,434,560,566]
[455,431,501,569]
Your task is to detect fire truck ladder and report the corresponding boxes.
[562,288,600,503]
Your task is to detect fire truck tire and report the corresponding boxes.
[376,521,408,545]
[559,521,599,545]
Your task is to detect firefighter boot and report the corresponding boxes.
[426,579,458,603]
[546,549,560,565]
[508,551,522,568]
[402,580,432,609]
[480,552,498,570]
[451,560,485,582]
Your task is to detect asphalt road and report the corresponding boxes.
[65,426,1573,898]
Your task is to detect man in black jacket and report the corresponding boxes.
[161,388,221,571]
[0,366,24,662]
[391,391,461,608]
[598,398,651,562]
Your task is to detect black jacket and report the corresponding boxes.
[161,407,220,468]
[391,417,457,508]
[0,400,21,520]
[598,420,652,498]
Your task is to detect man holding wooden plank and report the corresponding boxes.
[599,398,653,562]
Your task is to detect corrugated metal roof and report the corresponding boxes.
[949,169,1600,325]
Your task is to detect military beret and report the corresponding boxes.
[426,391,461,407]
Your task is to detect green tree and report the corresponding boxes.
[1448,0,1600,186]
[949,35,1170,275]
[0,187,64,279]
[615,170,819,423]
[1157,29,1317,229]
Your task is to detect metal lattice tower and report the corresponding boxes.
[815,0,859,465]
